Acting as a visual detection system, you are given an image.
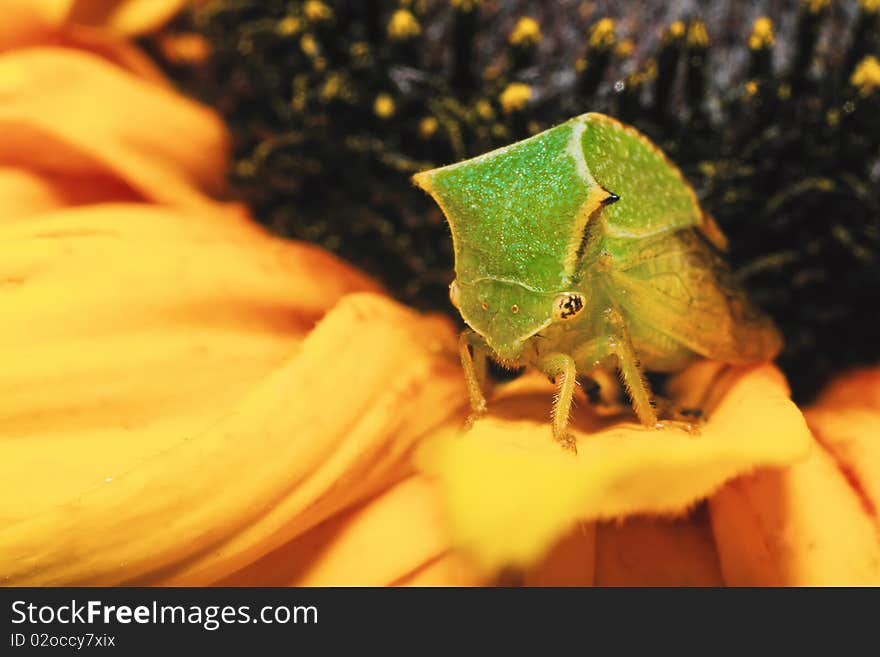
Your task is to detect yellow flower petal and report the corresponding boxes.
[709,440,880,585]
[0,1,69,52]
[813,366,880,412]
[417,363,812,572]
[0,48,227,210]
[0,203,375,511]
[594,513,723,586]
[709,365,880,585]
[216,476,483,587]
[0,1,173,85]
[523,525,596,586]
[1,286,466,584]
[0,166,139,221]
[807,394,880,533]
[66,0,188,36]
[1,1,186,40]
[395,552,485,587]
[0,201,477,584]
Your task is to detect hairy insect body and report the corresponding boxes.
[415,113,781,448]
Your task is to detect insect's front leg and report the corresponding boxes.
[458,329,489,428]
[572,311,659,428]
[537,352,578,453]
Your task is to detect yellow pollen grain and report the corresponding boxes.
[615,38,635,58]
[574,57,587,73]
[475,99,494,120]
[777,83,791,100]
[419,116,439,138]
[300,34,318,56]
[686,21,709,48]
[157,33,211,65]
[234,159,256,177]
[851,55,880,95]
[451,0,481,12]
[499,82,531,114]
[667,21,685,40]
[748,17,775,50]
[277,16,301,36]
[320,74,342,101]
[804,0,831,13]
[589,18,615,50]
[304,1,333,22]
[509,17,541,46]
[374,93,396,118]
[387,9,421,40]
[826,108,840,126]
[745,80,758,96]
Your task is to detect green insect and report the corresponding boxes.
[413,112,782,450]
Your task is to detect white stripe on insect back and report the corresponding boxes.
[561,116,607,279]
[565,117,592,183]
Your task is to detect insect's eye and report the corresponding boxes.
[449,280,461,310]
[552,292,585,321]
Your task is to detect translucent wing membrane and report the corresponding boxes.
[608,230,782,364]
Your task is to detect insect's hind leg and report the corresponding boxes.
[610,330,659,427]
[537,352,578,453]
[458,330,489,428]
[572,311,659,427]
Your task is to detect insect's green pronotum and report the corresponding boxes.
[414,112,782,450]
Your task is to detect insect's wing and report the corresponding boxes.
[607,230,783,364]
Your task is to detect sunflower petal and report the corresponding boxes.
[523,525,596,587]
[417,364,812,572]
[0,203,377,516]
[709,441,880,586]
[394,553,486,587]
[708,366,880,586]
[806,407,880,532]
[66,0,188,36]
[594,513,723,586]
[1,287,466,584]
[1,203,473,584]
[0,0,174,84]
[813,366,880,413]
[216,476,483,587]
[0,1,68,51]
[0,48,227,210]
[0,167,140,221]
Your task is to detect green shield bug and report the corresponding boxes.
[413,112,782,451]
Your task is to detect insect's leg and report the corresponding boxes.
[537,352,578,453]
[458,330,488,424]
[572,314,658,427]
[604,310,658,427]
